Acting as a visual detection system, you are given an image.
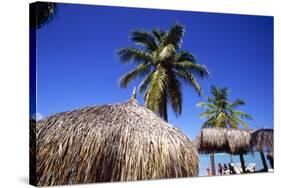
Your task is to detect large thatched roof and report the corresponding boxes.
[194,128,252,155]
[36,98,198,186]
[250,128,273,152]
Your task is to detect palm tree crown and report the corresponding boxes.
[197,86,253,128]
[117,24,209,121]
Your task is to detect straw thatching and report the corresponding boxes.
[29,119,36,185]
[194,128,252,155]
[36,98,198,186]
[250,128,273,152]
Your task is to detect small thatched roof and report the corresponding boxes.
[36,98,198,186]
[250,128,273,152]
[194,128,252,155]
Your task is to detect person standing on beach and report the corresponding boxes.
[223,163,228,174]
[218,163,223,175]
[206,168,212,176]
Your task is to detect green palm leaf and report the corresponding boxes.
[138,71,155,93]
[130,30,158,52]
[119,63,152,87]
[199,110,216,118]
[162,24,185,49]
[117,48,151,64]
[175,70,202,95]
[174,61,209,78]
[232,110,253,120]
[167,75,182,116]
[176,50,196,63]
[229,99,245,109]
[196,102,217,109]
[152,29,166,42]
[145,67,167,114]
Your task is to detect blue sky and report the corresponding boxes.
[36,3,273,141]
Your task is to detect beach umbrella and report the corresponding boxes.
[250,128,274,171]
[33,92,198,186]
[194,128,252,174]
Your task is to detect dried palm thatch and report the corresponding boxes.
[194,128,252,155]
[36,98,198,186]
[29,119,36,185]
[250,128,273,152]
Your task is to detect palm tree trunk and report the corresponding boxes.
[259,151,268,172]
[239,153,246,173]
[210,153,216,175]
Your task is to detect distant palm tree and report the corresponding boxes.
[117,24,209,122]
[197,86,253,128]
[197,86,253,175]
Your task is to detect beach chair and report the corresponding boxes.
[234,163,242,174]
[223,169,230,175]
[246,163,256,173]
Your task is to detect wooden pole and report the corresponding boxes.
[210,153,216,175]
[259,151,268,172]
[239,153,246,173]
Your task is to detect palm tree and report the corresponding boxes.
[117,24,209,122]
[30,2,57,29]
[197,86,253,128]
[197,85,253,174]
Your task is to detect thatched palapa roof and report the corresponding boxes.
[250,128,273,152]
[194,128,252,155]
[36,97,198,186]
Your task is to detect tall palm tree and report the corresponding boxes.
[117,24,209,122]
[197,86,253,128]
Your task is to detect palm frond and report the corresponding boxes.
[207,97,215,103]
[30,2,57,29]
[221,87,230,98]
[175,70,202,95]
[144,66,167,114]
[226,117,239,128]
[174,61,209,78]
[167,75,182,116]
[130,30,158,52]
[138,71,155,93]
[176,51,196,63]
[210,85,229,99]
[119,63,152,88]
[229,99,245,109]
[152,29,166,43]
[162,24,185,49]
[199,110,216,118]
[196,102,217,109]
[117,48,151,64]
[232,110,253,120]
[229,115,249,128]
[202,117,216,128]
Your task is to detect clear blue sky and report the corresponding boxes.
[36,3,273,140]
